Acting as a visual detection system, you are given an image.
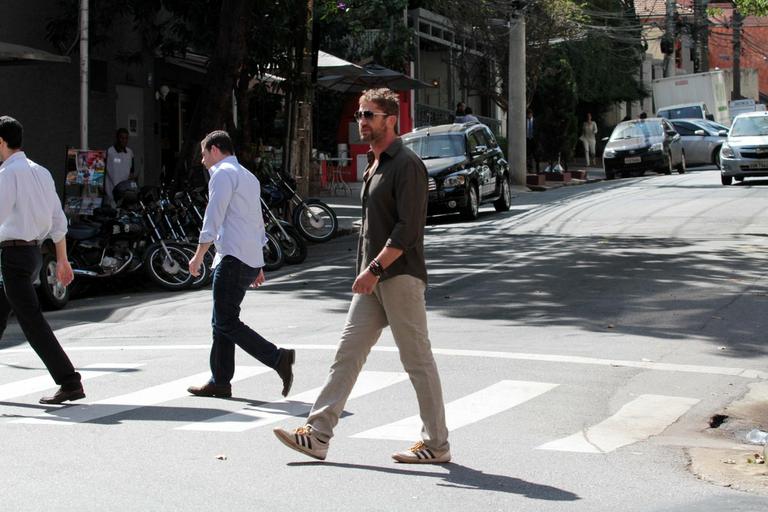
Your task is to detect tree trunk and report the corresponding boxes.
[288,0,314,198]
[176,0,251,185]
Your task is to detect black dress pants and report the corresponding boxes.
[0,246,81,389]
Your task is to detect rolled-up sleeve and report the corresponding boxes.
[199,169,234,244]
[386,158,427,251]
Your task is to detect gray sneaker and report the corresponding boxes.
[392,441,451,464]
[274,425,329,461]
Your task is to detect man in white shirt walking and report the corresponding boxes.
[187,130,295,398]
[0,116,84,404]
[105,128,135,205]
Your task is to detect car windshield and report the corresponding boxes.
[702,120,728,133]
[403,134,465,159]
[658,106,703,119]
[729,116,768,137]
[609,121,663,140]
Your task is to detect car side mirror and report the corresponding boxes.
[471,145,487,155]
[602,137,609,142]
[717,130,728,137]
[694,129,706,136]
[706,114,715,121]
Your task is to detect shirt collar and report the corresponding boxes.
[210,155,239,174]
[0,151,26,168]
[366,137,403,164]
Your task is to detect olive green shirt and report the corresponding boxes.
[357,138,428,284]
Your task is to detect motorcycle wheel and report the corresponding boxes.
[270,222,308,265]
[144,243,194,291]
[292,199,338,243]
[263,232,285,272]
[37,251,69,310]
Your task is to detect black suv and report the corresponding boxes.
[401,122,512,220]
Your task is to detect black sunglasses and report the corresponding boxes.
[354,110,391,121]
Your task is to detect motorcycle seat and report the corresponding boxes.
[68,224,100,240]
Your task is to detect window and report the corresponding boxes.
[671,122,696,136]
[403,134,464,159]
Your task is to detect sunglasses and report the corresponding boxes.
[354,110,391,121]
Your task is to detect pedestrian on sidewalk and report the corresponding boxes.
[274,88,451,464]
[526,109,540,173]
[105,127,136,205]
[579,112,598,166]
[187,130,294,399]
[0,115,84,404]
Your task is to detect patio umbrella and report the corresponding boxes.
[0,41,70,65]
[317,63,434,93]
[317,50,366,77]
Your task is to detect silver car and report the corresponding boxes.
[720,111,768,185]
[670,119,728,167]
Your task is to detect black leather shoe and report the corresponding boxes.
[39,386,85,405]
[187,382,232,398]
[276,349,295,397]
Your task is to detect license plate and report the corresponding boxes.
[748,160,768,169]
[624,156,641,164]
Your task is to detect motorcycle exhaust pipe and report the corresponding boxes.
[73,269,101,277]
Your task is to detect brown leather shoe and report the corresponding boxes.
[187,382,232,398]
[276,349,295,397]
[39,385,85,405]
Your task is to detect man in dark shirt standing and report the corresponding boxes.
[274,88,450,464]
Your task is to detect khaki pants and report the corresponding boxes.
[307,274,449,452]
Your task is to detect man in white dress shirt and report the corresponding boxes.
[187,130,295,398]
[105,128,135,204]
[0,116,84,404]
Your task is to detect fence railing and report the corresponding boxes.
[414,103,502,136]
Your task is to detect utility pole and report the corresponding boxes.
[732,8,742,99]
[79,0,89,149]
[663,0,676,77]
[508,11,526,187]
[693,0,708,72]
[700,0,709,71]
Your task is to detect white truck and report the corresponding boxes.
[652,70,730,125]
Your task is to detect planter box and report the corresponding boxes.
[526,174,546,186]
[570,170,587,180]
[546,171,572,182]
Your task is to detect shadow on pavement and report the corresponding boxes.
[286,461,581,501]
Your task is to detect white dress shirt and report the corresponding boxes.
[105,145,135,200]
[0,151,68,244]
[199,155,265,269]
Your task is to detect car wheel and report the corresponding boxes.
[664,152,673,175]
[713,147,721,168]
[721,175,733,186]
[493,176,512,212]
[605,168,615,180]
[677,151,686,174]
[461,184,479,220]
[735,176,745,182]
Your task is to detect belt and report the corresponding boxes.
[0,240,40,248]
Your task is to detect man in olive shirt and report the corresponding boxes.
[274,88,450,464]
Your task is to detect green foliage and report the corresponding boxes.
[534,52,578,165]
[734,0,768,16]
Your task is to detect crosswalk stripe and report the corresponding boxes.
[0,363,143,402]
[352,380,558,440]
[536,394,700,453]
[11,366,271,425]
[178,371,409,433]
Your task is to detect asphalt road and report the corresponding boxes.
[1,166,768,511]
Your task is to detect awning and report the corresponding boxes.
[0,41,70,65]
[317,63,434,93]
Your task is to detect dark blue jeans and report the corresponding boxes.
[209,255,280,385]
[0,246,81,389]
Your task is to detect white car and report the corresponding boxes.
[720,111,768,185]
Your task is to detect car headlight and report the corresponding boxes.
[603,148,615,158]
[649,142,664,152]
[720,144,735,158]
[443,173,466,188]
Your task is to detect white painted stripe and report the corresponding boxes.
[0,363,142,401]
[537,394,700,453]
[2,344,764,380]
[178,371,408,433]
[353,380,558,440]
[12,366,271,425]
